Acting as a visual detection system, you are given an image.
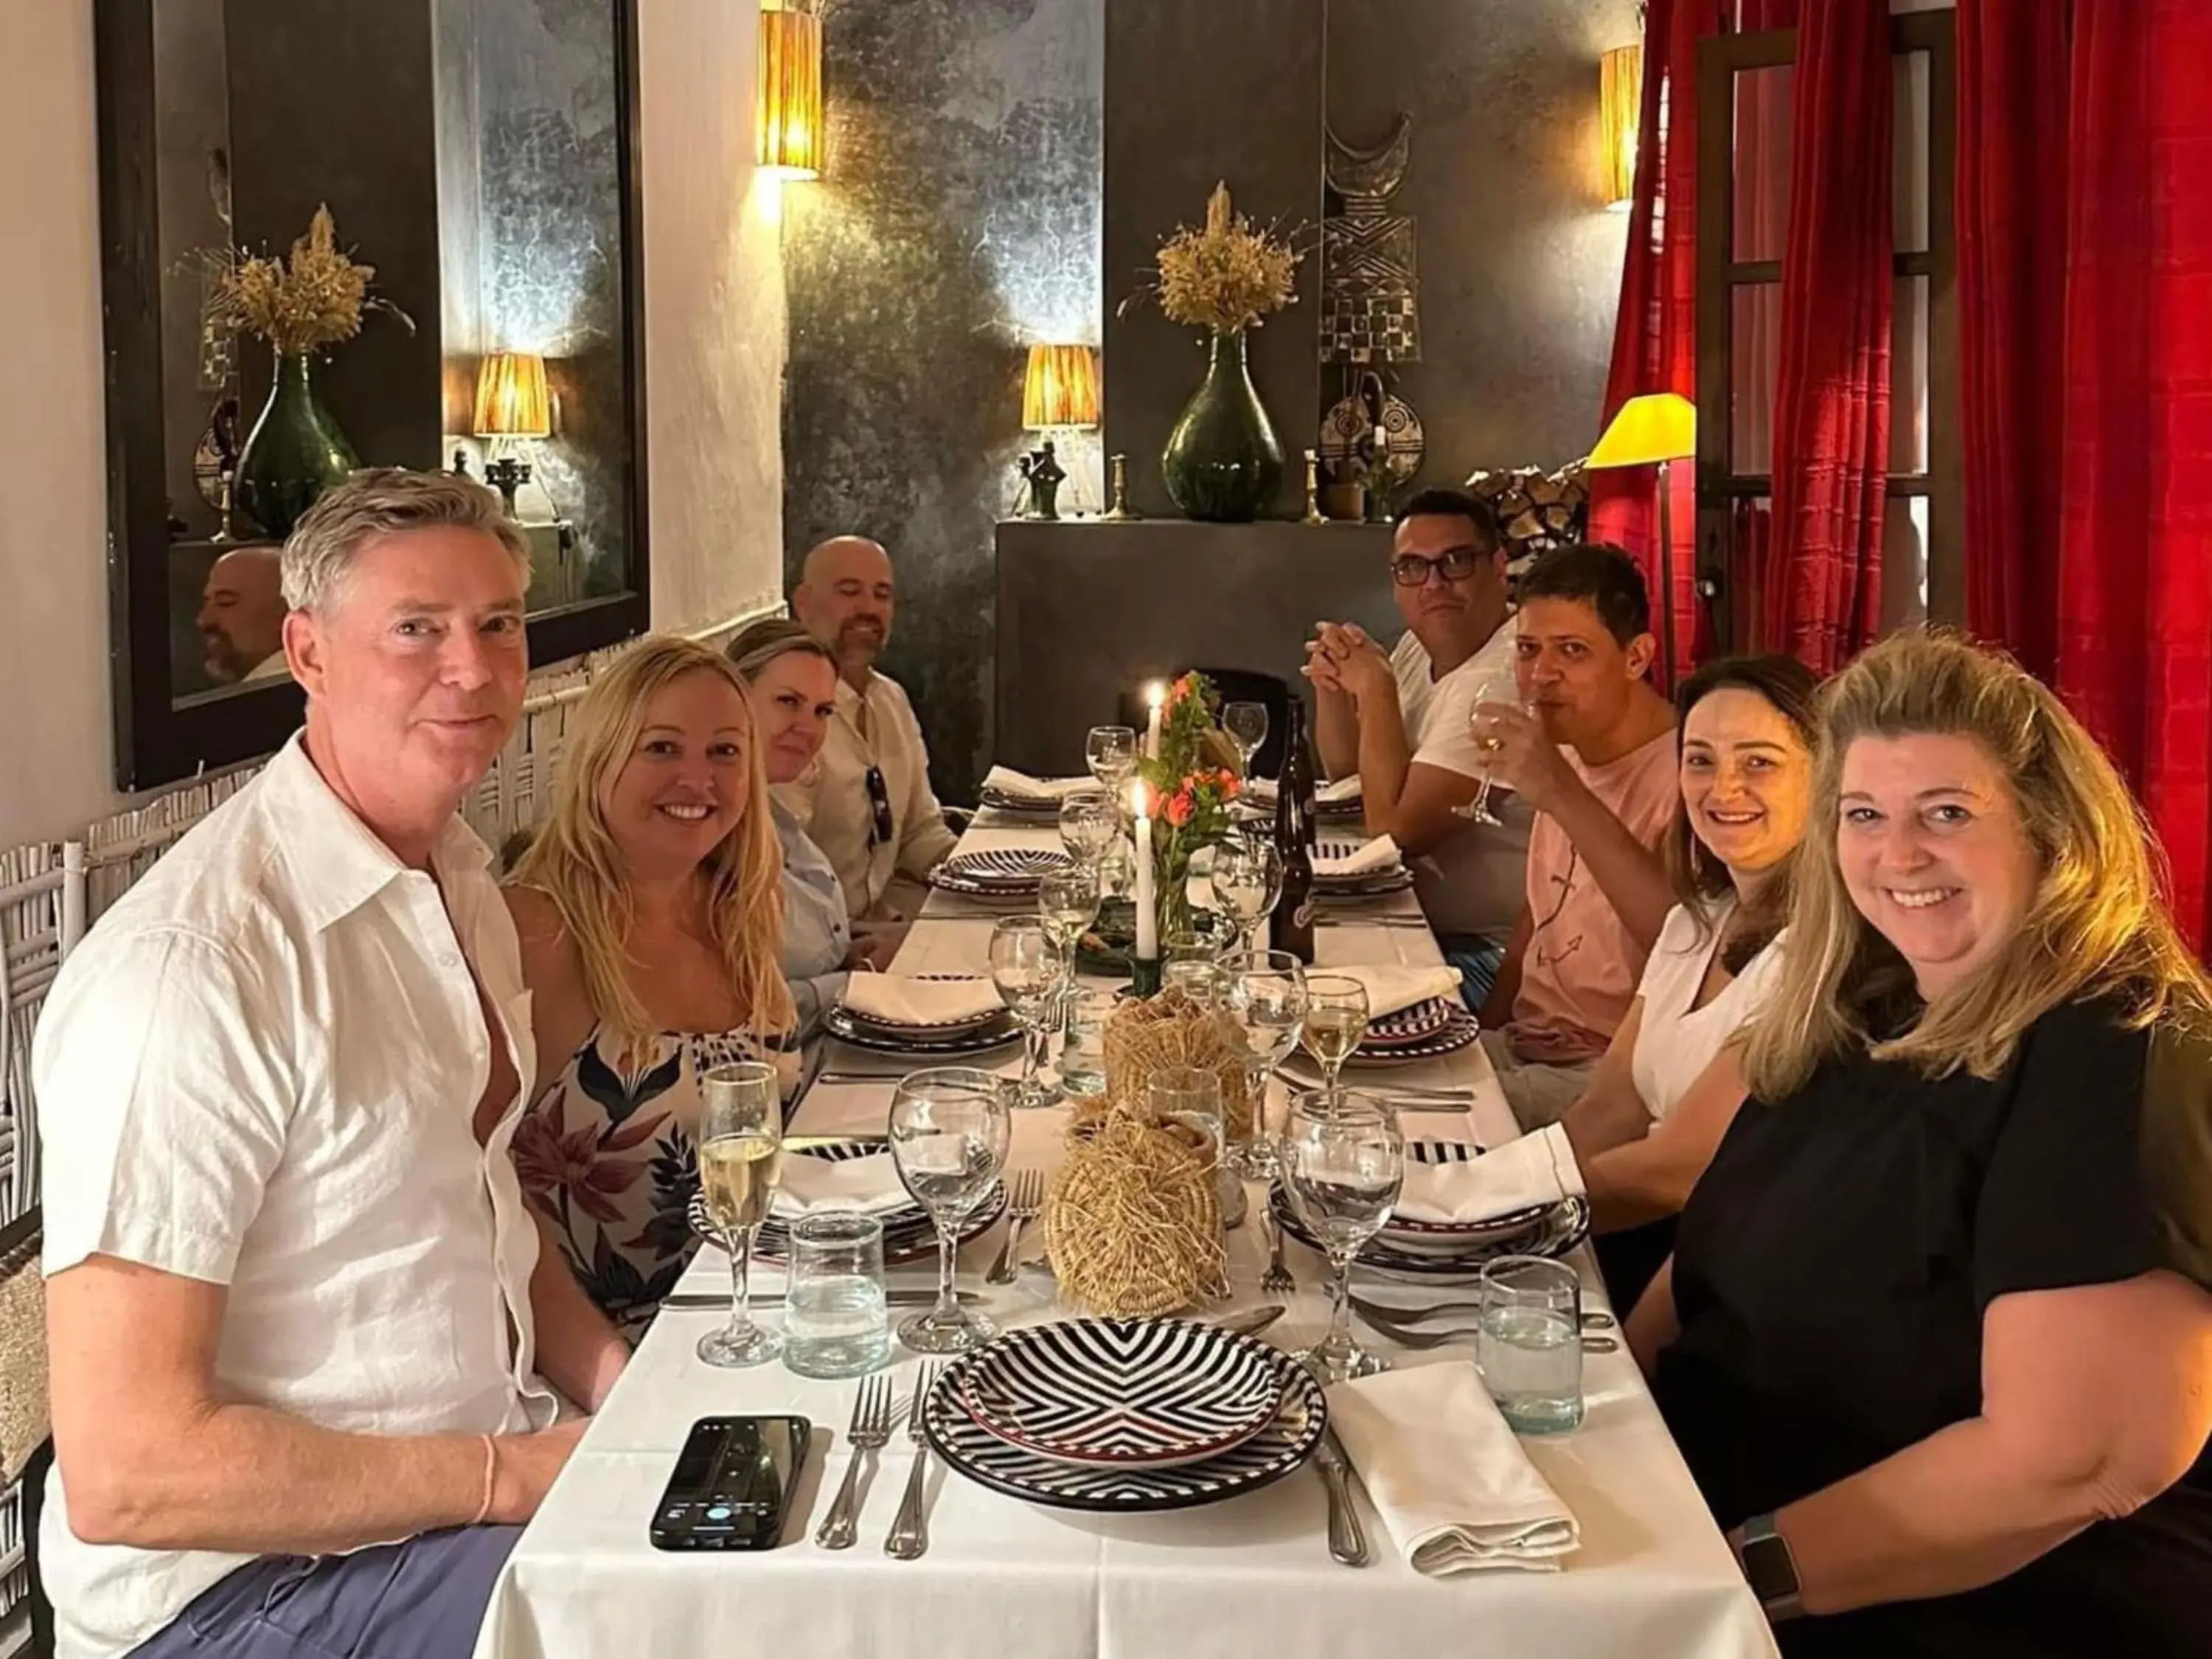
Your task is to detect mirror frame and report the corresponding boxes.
[91,0,652,790]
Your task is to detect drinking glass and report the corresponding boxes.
[1085,725,1140,793]
[1477,1256,1586,1433]
[1279,1091,1404,1382]
[1037,866,1102,1020]
[1057,790,1121,869]
[1220,949,1307,1178]
[1093,838,1135,902]
[1147,1065,1244,1229]
[1210,836,1281,956]
[1161,930,1223,1006]
[888,1068,1012,1354]
[1301,975,1372,1089]
[1059,984,1116,1098]
[989,916,1062,1109]
[783,1212,891,1380]
[1222,700,1270,779]
[695,1060,786,1368]
[1454,675,1522,827]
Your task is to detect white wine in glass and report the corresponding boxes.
[1300,975,1371,1088]
[700,1132,783,1233]
[695,1060,785,1368]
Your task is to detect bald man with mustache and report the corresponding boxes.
[776,535,959,924]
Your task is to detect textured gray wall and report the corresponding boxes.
[1326,0,1638,478]
[782,0,1103,805]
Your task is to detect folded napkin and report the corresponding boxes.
[1326,963,1462,1019]
[771,1151,912,1220]
[840,973,1004,1026]
[1315,835,1403,878]
[981,766,1096,802]
[1248,775,1363,805]
[1326,1363,1581,1575]
[1393,1124,1586,1226]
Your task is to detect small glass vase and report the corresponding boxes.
[235,351,361,539]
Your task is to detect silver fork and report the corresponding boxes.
[813,1372,895,1549]
[986,1169,1046,1284]
[884,1363,940,1559]
[1260,1209,1297,1295]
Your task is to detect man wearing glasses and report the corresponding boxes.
[1304,488,1531,1004]
[779,535,959,928]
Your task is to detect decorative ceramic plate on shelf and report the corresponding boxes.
[925,1348,1326,1512]
[955,1318,1290,1472]
[821,1006,1023,1056]
[931,847,1074,894]
[1343,1008,1481,1068]
[1270,1185,1590,1284]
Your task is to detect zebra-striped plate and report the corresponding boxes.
[931,847,1075,894]
[1343,1007,1481,1068]
[956,1318,1288,1470]
[1358,996,1457,1048]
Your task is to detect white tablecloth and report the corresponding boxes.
[476,815,1777,1659]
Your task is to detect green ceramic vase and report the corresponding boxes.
[1161,330,1284,522]
[235,352,360,538]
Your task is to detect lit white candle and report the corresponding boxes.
[1131,780,1158,963]
[1144,681,1166,760]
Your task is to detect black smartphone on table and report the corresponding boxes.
[649,1414,813,1551]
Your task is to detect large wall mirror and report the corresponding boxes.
[94,0,650,788]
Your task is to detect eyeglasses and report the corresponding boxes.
[864,765,894,848]
[1390,547,1485,588]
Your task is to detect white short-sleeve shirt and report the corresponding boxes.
[35,734,553,1659]
[1630,900,1789,1121]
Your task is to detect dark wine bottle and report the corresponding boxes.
[1272,700,1318,964]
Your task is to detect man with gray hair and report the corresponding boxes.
[37,468,627,1659]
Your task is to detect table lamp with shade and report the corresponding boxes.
[1018,343,1099,519]
[472,349,575,605]
[1586,392,1695,692]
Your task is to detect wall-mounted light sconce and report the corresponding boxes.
[758,1,824,180]
[1601,44,1643,212]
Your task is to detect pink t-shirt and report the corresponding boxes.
[1508,726,1680,1062]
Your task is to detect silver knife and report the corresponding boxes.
[1313,1430,1370,1566]
[1213,1304,1286,1340]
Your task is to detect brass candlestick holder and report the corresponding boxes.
[1300,449,1327,525]
[1102,453,1141,521]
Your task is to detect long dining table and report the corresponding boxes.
[473,808,1779,1659]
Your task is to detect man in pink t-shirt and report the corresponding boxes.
[1474,544,1680,1129]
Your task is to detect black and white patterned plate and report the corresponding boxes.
[1270,1183,1590,1284]
[822,1005,1023,1056]
[979,781,1089,817]
[1378,1140,1552,1250]
[925,1341,1327,1512]
[931,847,1074,893]
[955,1318,1288,1470]
[1358,996,1457,1047]
[1344,1007,1481,1068]
[838,974,1006,1034]
[686,1137,1007,1263]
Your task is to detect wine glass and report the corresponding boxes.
[695,1060,786,1368]
[1037,866,1102,1025]
[888,1068,1012,1354]
[1219,948,1307,1178]
[1455,672,1521,827]
[1222,700,1270,780]
[1280,1090,1404,1382]
[1085,725,1140,793]
[1057,790,1121,869]
[1300,975,1371,1089]
[1210,835,1281,956]
[989,915,1062,1109]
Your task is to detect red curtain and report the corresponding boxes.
[1760,0,1891,676]
[1587,0,1728,685]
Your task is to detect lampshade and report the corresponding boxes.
[1600,44,1644,212]
[1022,343,1101,429]
[473,351,552,439]
[1587,392,1695,469]
[757,2,823,179]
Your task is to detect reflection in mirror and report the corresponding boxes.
[171,540,292,702]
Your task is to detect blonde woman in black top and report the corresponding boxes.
[1632,632,2212,1657]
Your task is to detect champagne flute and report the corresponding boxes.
[1085,725,1139,793]
[1280,1090,1404,1382]
[1220,948,1307,1179]
[1455,672,1520,826]
[1057,790,1121,869]
[1301,974,1371,1089]
[888,1068,1012,1354]
[989,915,1062,1109]
[1210,836,1281,956]
[1222,700,1270,780]
[695,1060,786,1368]
[1037,866,1102,1032]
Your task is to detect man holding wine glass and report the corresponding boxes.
[1303,488,1531,1004]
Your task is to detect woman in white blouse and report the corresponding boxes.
[1558,654,1820,1305]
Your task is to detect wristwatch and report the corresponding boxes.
[1736,1512,1804,1622]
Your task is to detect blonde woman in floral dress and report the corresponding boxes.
[507,637,798,1341]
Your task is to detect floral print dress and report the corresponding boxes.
[512,1026,800,1343]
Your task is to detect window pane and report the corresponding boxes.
[1882,494,1931,633]
[1731,495,1775,652]
[1731,65,1794,263]
[1891,274,1929,475]
[1731,282,1782,476]
[1895,52,1930,255]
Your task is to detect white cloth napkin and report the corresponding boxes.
[1247,775,1363,805]
[981,766,1096,802]
[1393,1124,1586,1225]
[770,1152,911,1219]
[1325,963,1462,1018]
[1326,1363,1581,1575]
[1315,835,1403,878]
[840,973,1004,1026]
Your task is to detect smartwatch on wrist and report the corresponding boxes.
[1737,1512,1804,1622]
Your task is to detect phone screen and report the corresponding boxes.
[650,1415,811,1551]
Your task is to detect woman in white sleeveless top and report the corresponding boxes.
[1557,655,1820,1306]
[505,638,799,1342]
